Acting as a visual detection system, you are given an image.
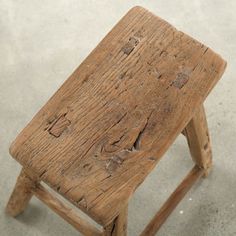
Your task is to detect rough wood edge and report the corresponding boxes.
[140,165,204,236]
[33,184,103,236]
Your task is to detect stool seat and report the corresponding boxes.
[9,7,226,226]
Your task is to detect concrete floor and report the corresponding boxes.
[0,0,235,235]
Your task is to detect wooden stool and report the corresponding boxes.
[6,6,226,236]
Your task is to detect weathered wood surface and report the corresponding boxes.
[140,165,204,236]
[9,6,226,226]
[185,105,212,176]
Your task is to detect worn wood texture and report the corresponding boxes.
[9,6,226,226]
[6,169,37,216]
[140,165,204,236]
[33,184,103,236]
[185,105,212,176]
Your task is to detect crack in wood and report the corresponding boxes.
[132,123,147,150]
[63,186,74,195]
[111,220,117,235]
[110,134,126,147]
[39,169,47,178]
[129,110,154,151]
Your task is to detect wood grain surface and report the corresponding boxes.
[9,6,226,226]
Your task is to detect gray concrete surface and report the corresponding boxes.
[0,0,235,235]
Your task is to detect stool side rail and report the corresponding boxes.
[33,184,104,236]
[140,165,204,236]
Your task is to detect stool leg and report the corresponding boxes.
[6,168,37,217]
[104,204,128,236]
[184,104,212,176]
